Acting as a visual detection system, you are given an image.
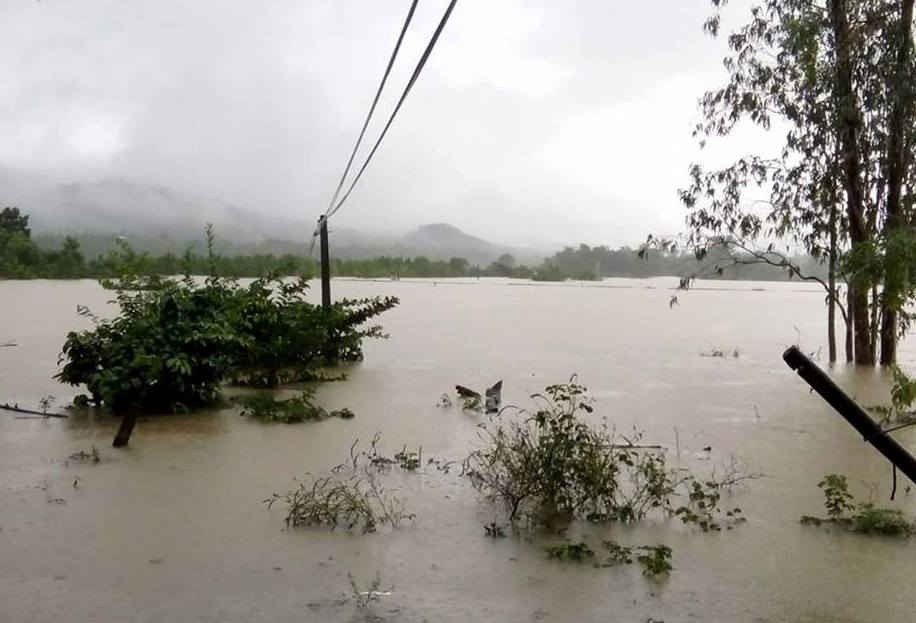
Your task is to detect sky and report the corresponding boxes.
[0,0,773,248]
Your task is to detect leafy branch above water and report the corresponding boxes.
[801,473,915,537]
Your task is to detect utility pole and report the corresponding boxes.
[319,216,331,310]
[784,345,916,485]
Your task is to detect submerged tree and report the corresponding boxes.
[56,233,399,413]
[679,0,915,365]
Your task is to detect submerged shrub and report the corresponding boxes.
[545,541,595,561]
[266,436,415,533]
[549,539,673,577]
[463,377,745,530]
[55,254,397,412]
[802,473,915,537]
[853,505,914,536]
[235,389,354,424]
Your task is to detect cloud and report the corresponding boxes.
[1,0,766,247]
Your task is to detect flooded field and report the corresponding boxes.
[2,277,916,622]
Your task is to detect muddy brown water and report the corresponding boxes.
[2,277,916,622]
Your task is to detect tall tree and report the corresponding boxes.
[878,0,915,364]
[0,207,30,237]
[683,0,916,365]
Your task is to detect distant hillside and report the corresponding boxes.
[21,177,310,244]
[16,176,543,265]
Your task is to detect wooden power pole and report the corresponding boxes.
[319,216,331,310]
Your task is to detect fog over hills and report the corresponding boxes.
[6,174,545,265]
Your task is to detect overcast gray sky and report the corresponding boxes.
[1,0,771,247]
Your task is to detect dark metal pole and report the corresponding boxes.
[319,216,331,310]
[783,345,916,484]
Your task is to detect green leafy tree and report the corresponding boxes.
[679,0,916,365]
[0,207,30,237]
[56,240,399,412]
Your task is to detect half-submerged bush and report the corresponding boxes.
[55,250,398,412]
[266,436,415,533]
[801,473,915,537]
[462,378,748,530]
[235,390,355,424]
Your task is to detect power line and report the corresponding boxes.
[309,0,419,255]
[325,0,459,220]
[324,0,419,216]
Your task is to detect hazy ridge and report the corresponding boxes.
[6,174,545,265]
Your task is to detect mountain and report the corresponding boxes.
[21,177,308,244]
[397,223,499,261]
[14,176,544,266]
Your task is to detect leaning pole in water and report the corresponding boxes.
[783,345,916,485]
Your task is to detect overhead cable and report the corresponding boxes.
[325,0,459,220]
[309,0,420,254]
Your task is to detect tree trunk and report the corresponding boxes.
[845,283,854,362]
[830,0,874,365]
[112,411,138,447]
[852,284,873,365]
[871,283,881,361]
[879,0,915,366]
[828,201,838,363]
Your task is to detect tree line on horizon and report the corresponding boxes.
[1,207,826,283]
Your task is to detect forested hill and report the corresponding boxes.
[4,204,828,282]
[540,243,829,282]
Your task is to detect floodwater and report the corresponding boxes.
[2,277,916,623]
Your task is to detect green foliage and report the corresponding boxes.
[531,263,566,282]
[266,438,415,533]
[55,256,398,411]
[817,474,856,519]
[550,539,673,577]
[225,275,398,387]
[463,379,746,531]
[869,365,916,424]
[266,475,382,533]
[4,207,838,283]
[600,540,634,566]
[56,276,242,411]
[343,434,422,473]
[0,207,30,236]
[636,545,673,577]
[235,389,354,424]
[804,474,915,537]
[0,208,87,279]
[674,479,745,532]
[545,541,595,561]
[889,365,916,414]
[684,0,916,364]
[852,505,914,537]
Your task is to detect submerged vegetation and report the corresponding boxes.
[801,474,915,537]
[266,436,418,533]
[462,378,749,532]
[544,540,673,577]
[264,379,756,582]
[870,364,916,427]
[235,390,355,424]
[54,229,398,412]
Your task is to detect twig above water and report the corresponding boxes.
[1,403,68,418]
